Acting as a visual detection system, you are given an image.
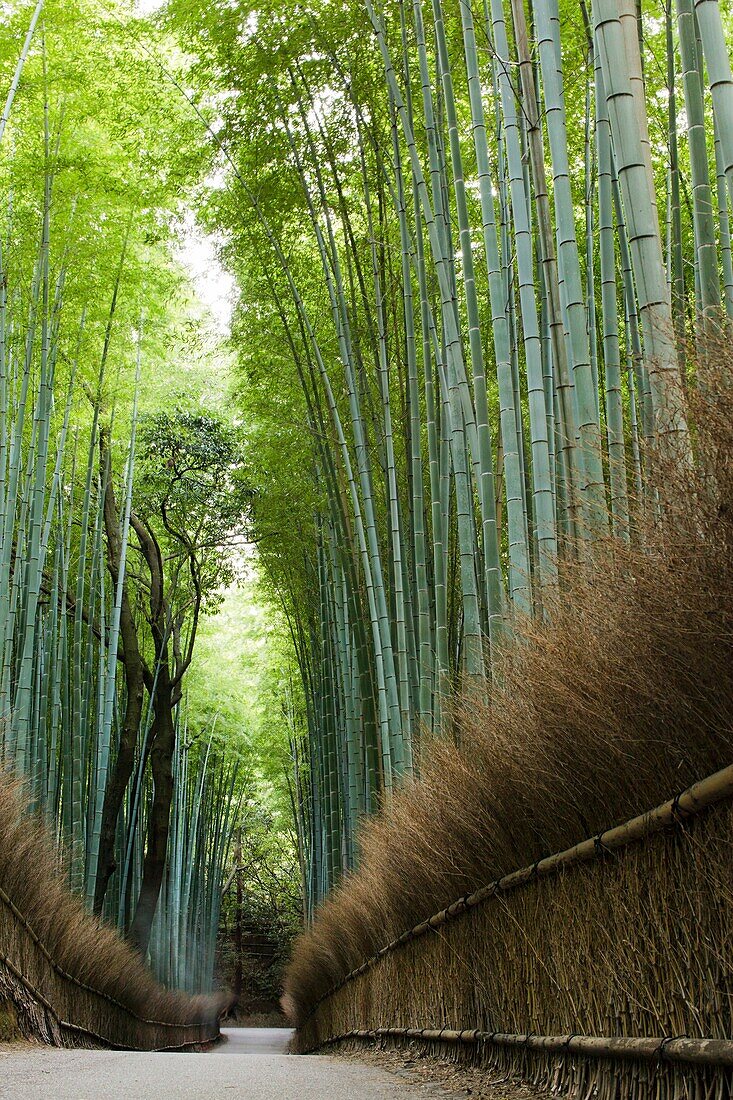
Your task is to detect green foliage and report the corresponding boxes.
[187,574,304,833]
[166,0,733,915]
[136,409,252,606]
[0,0,257,987]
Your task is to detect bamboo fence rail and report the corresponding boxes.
[307,1027,733,1069]
[295,762,733,1094]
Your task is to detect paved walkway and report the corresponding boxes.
[212,1026,294,1054]
[0,1029,435,1099]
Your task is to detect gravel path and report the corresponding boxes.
[0,1029,442,1099]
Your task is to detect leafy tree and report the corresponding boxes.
[219,808,302,1012]
[96,411,252,952]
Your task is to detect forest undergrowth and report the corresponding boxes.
[284,358,733,1022]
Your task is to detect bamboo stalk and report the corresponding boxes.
[594,0,691,463]
[0,0,45,145]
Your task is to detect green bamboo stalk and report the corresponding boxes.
[595,43,630,539]
[86,335,141,906]
[693,1,733,213]
[283,99,405,774]
[467,0,558,602]
[493,0,584,554]
[430,0,506,632]
[0,215,44,734]
[610,163,654,457]
[0,0,44,145]
[414,180,449,707]
[618,0,659,223]
[391,101,433,733]
[677,0,721,328]
[595,0,691,464]
[714,112,733,318]
[360,137,413,770]
[532,0,608,534]
[585,43,600,422]
[10,98,54,773]
[367,0,486,676]
[666,0,686,353]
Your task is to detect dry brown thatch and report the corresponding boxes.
[0,775,229,1049]
[284,374,733,1091]
[294,802,732,1091]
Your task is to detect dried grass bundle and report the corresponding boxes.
[285,372,733,1044]
[0,775,228,1048]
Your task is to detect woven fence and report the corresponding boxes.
[0,774,227,1051]
[0,882,225,1050]
[295,765,733,1099]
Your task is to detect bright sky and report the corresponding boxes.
[134,0,167,13]
[129,0,236,335]
[176,212,237,337]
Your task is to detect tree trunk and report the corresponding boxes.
[93,430,146,915]
[128,672,176,954]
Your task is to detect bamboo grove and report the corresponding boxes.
[0,0,246,991]
[168,0,733,911]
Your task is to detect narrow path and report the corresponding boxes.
[0,1029,440,1099]
[212,1026,295,1054]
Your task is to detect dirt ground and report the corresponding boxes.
[328,1041,551,1099]
[0,1041,33,1053]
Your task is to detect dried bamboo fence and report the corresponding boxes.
[294,764,733,1098]
[0,777,226,1051]
[0,881,225,1050]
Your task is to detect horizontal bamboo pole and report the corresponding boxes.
[313,761,733,1004]
[315,1027,733,1069]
